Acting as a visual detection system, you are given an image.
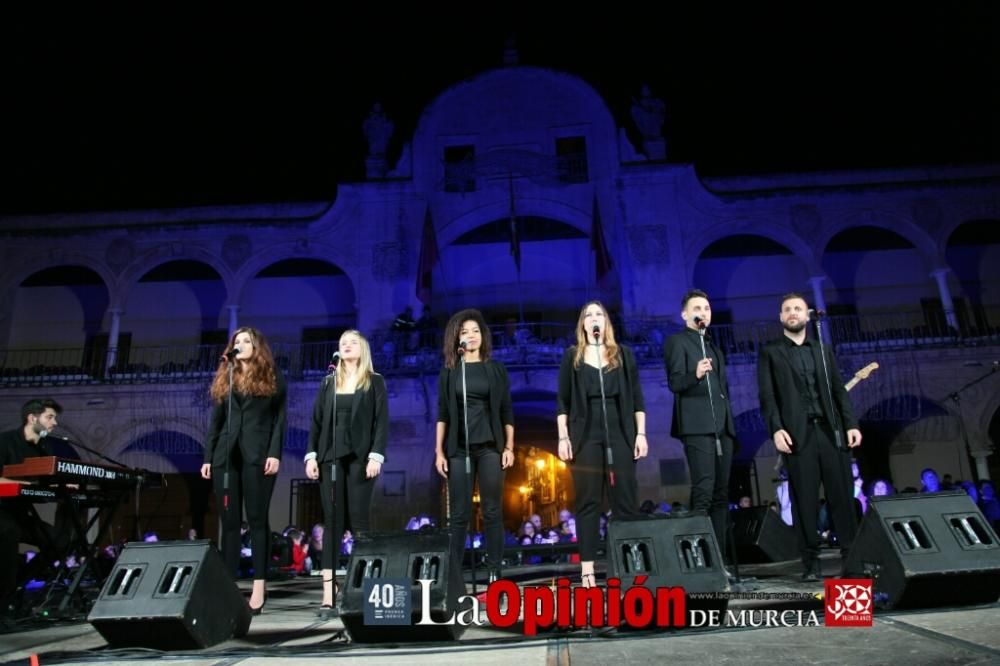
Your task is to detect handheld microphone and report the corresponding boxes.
[592,325,601,342]
[222,346,241,362]
[807,308,826,318]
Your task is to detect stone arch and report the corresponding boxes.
[820,213,939,265]
[5,264,113,354]
[691,233,813,322]
[122,259,230,348]
[945,220,1000,334]
[118,246,235,311]
[236,255,358,348]
[821,225,937,316]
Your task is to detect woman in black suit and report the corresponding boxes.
[435,309,515,582]
[305,329,388,618]
[201,326,287,614]
[556,301,648,587]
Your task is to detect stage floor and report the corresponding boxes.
[2,552,999,666]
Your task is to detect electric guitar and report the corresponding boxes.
[845,362,879,392]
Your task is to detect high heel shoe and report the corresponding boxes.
[249,591,267,616]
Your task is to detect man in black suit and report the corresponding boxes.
[757,293,862,581]
[664,289,736,560]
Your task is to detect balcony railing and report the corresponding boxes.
[1,313,997,387]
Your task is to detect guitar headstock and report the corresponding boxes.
[854,362,879,381]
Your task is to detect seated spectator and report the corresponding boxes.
[640,499,657,514]
[307,523,324,575]
[978,481,1000,528]
[941,473,954,491]
[143,531,159,543]
[737,496,753,509]
[285,528,307,574]
[920,468,941,493]
[959,480,979,504]
[868,478,895,499]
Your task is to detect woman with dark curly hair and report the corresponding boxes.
[201,326,287,614]
[435,309,515,582]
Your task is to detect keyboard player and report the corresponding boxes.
[0,398,70,602]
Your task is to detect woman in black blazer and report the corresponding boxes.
[202,326,287,614]
[556,301,648,587]
[305,329,388,618]
[435,309,515,582]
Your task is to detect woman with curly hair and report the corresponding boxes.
[556,301,648,587]
[435,309,515,582]
[201,326,287,614]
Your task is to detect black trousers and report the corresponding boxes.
[572,437,639,562]
[447,443,505,571]
[318,453,375,570]
[212,446,276,581]
[0,504,71,599]
[785,421,857,567]
[683,433,734,559]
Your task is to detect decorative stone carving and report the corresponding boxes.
[105,238,135,274]
[626,225,669,266]
[371,241,407,280]
[630,84,667,160]
[221,234,252,271]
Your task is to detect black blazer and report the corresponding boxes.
[557,345,645,455]
[204,373,287,467]
[437,360,514,457]
[307,373,389,463]
[757,337,859,447]
[663,328,736,438]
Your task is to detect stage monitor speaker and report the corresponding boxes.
[341,530,467,642]
[607,514,729,621]
[88,540,251,649]
[842,491,1000,609]
[732,506,799,563]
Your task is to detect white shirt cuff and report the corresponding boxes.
[303,451,318,463]
[368,452,385,464]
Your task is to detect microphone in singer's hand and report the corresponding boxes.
[222,346,241,361]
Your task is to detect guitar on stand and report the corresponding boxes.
[845,362,879,392]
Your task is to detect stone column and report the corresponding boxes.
[227,305,240,337]
[971,449,992,482]
[931,268,959,332]
[105,308,122,376]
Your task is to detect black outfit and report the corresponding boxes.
[757,335,859,573]
[0,429,67,599]
[204,372,287,580]
[437,360,513,573]
[664,328,737,557]
[557,345,645,561]
[307,373,389,570]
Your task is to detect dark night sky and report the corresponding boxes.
[1,5,997,215]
